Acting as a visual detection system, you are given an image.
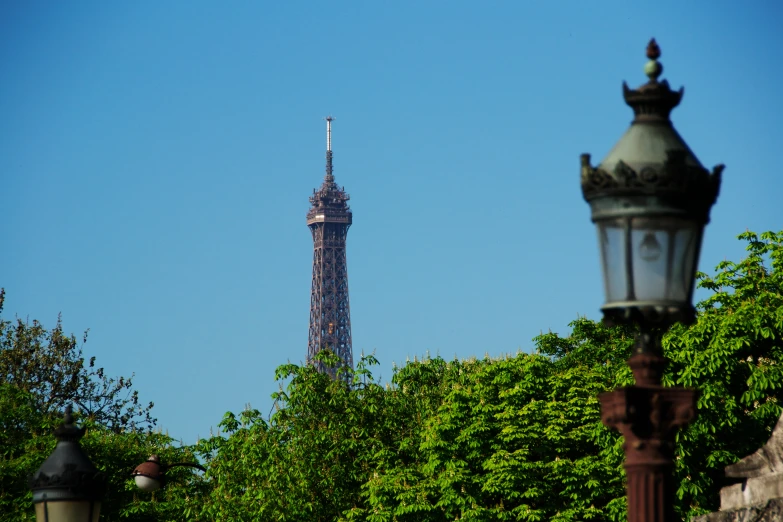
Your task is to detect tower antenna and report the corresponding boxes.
[325,116,334,181]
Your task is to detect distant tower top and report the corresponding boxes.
[325,116,335,182]
[306,116,354,379]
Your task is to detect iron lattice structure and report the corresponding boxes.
[306,117,353,378]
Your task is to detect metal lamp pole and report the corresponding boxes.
[580,39,723,522]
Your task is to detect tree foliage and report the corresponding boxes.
[665,230,783,517]
[0,389,207,521]
[0,290,156,433]
[183,229,782,522]
[0,293,205,521]
[2,229,781,521]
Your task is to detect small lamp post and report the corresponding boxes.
[580,40,722,522]
[131,455,206,492]
[29,406,106,522]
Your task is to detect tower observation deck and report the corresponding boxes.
[306,117,353,377]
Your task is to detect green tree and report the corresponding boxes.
[5,228,780,521]
[186,229,782,522]
[0,293,207,521]
[0,289,155,432]
[665,230,783,518]
[0,395,208,522]
[351,347,627,521]
[194,351,400,521]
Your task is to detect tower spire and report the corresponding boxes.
[325,116,334,182]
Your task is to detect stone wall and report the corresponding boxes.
[691,498,783,522]
[691,413,783,521]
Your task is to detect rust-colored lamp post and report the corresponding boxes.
[580,39,723,522]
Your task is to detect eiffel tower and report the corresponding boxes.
[306,117,353,378]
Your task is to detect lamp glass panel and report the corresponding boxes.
[630,228,671,302]
[597,221,627,303]
[626,218,702,305]
[668,225,700,302]
[35,500,101,522]
[135,475,162,492]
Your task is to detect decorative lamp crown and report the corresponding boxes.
[622,39,684,122]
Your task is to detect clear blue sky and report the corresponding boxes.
[2,1,781,444]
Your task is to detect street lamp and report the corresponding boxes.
[131,454,206,492]
[29,406,106,522]
[580,39,722,522]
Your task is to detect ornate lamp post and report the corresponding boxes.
[580,39,722,522]
[131,455,206,492]
[29,406,106,522]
